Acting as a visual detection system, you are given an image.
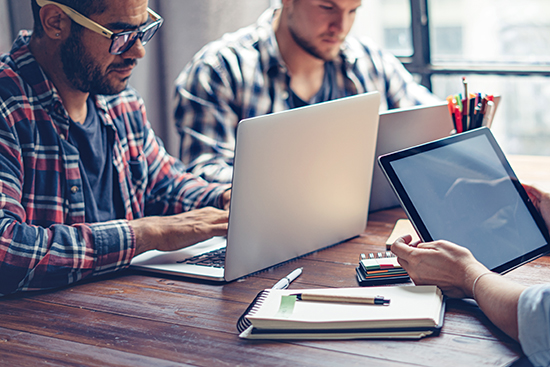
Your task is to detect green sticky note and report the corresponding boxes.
[275,295,296,318]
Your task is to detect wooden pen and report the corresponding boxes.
[291,293,390,305]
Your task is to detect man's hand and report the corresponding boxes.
[130,207,229,256]
[391,235,488,298]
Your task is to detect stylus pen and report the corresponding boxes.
[291,293,390,305]
[272,267,303,289]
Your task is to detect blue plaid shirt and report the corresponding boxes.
[175,8,439,183]
[0,32,228,295]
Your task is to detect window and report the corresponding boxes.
[432,26,462,57]
[384,27,413,56]
[380,0,413,56]
[352,0,550,156]
[352,0,412,57]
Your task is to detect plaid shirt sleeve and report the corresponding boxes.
[0,93,134,295]
[373,46,439,109]
[174,52,239,184]
[134,99,230,214]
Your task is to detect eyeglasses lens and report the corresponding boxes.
[110,33,137,55]
[108,21,161,55]
[140,23,160,46]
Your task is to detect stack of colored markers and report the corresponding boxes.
[446,77,496,133]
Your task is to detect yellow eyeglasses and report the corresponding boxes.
[36,0,164,55]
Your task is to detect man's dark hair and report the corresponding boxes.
[31,0,107,37]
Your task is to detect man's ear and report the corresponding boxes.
[39,4,71,40]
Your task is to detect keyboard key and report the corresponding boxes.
[177,248,226,268]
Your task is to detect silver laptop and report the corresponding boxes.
[368,97,501,212]
[131,91,381,281]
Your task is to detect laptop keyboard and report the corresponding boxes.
[176,248,226,268]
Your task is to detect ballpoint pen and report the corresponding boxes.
[291,292,390,305]
[272,267,303,290]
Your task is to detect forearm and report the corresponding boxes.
[468,271,526,340]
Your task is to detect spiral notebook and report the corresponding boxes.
[238,286,445,340]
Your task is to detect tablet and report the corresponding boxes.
[378,127,550,274]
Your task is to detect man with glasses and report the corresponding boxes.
[0,0,230,296]
[174,0,440,183]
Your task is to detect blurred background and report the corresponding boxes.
[353,0,550,156]
[2,0,550,157]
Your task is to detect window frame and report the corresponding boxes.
[400,0,550,90]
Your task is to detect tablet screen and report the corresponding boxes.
[379,128,549,273]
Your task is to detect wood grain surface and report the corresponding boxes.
[0,155,548,366]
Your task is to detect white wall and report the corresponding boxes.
[0,0,15,53]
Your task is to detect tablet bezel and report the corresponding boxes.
[378,127,550,274]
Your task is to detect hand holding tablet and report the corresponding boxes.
[379,127,550,274]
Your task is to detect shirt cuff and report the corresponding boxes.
[90,219,135,276]
[213,184,231,209]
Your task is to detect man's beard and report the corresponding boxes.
[60,31,136,95]
[288,24,340,62]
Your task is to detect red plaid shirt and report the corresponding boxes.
[0,32,228,295]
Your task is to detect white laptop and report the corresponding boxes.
[131,92,381,282]
[368,97,501,212]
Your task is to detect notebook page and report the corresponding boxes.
[246,286,443,330]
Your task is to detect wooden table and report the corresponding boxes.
[1,155,548,366]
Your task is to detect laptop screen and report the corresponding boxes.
[378,128,550,273]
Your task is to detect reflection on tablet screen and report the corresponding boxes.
[388,133,547,271]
